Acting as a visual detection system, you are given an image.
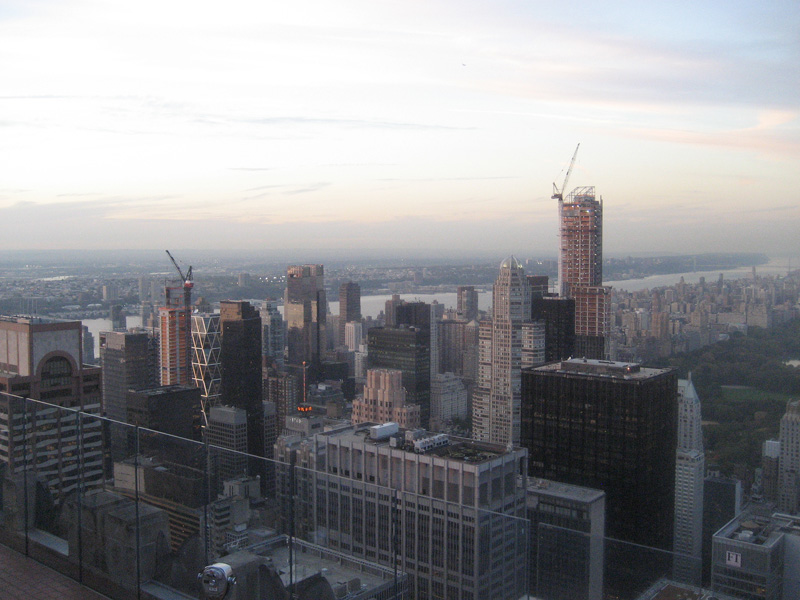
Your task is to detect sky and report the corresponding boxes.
[1,0,799,258]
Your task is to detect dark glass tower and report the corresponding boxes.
[338,281,361,344]
[220,300,263,459]
[367,326,430,428]
[531,295,575,363]
[521,358,678,550]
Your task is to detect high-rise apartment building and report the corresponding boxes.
[338,281,361,344]
[558,186,609,359]
[430,372,468,431]
[219,301,262,460]
[352,368,420,429]
[779,399,800,514]
[0,316,104,506]
[275,422,529,600]
[521,358,678,550]
[473,256,543,446]
[367,326,431,428]
[159,282,191,385]
[285,265,326,372]
[673,377,705,585]
[191,313,222,421]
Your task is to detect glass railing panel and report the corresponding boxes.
[74,413,140,600]
[126,425,207,599]
[23,398,82,581]
[0,392,33,556]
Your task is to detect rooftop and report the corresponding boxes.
[533,358,673,380]
[527,477,605,504]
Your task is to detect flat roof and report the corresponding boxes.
[532,358,672,380]
[527,478,605,504]
[323,425,514,463]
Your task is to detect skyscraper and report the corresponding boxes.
[219,301,262,459]
[159,282,191,385]
[521,358,678,550]
[673,377,705,585]
[100,330,157,458]
[260,298,284,371]
[275,422,529,600]
[0,316,104,506]
[367,326,431,428]
[338,281,361,344]
[558,186,610,359]
[778,399,800,513]
[285,264,326,372]
[473,256,543,446]
[191,312,222,422]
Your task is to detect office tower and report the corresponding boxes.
[527,275,549,298]
[275,422,529,600]
[344,321,362,352]
[100,330,157,458]
[430,372,468,431]
[762,440,781,502]
[126,384,200,440]
[338,281,361,344]
[473,256,543,446]
[219,301,263,460]
[558,186,610,359]
[285,265,326,374]
[521,359,678,550]
[396,300,431,332]
[527,478,605,600]
[159,282,191,385]
[0,316,103,506]
[208,405,248,485]
[191,313,222,422]
[260,299,284,370]
[352,368,420,429]
[457,285,479,321]
[779,400,800,514]
[110,304,126,331]
[710,510,789,600]
[702,473,742,585]
[673,377,705,585]
[367,326,431,428]
[531,295,575,362]
[264,369,300,431]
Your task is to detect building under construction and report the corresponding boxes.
[558,186,610,359]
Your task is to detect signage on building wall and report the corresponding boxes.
[725,551,742,568]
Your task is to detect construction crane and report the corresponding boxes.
[165,250,193,311]
[551,143,580,202]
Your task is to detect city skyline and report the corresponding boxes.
[1,1,798,256]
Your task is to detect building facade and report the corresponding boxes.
[275,422,529,600]
[339,281,361,345]
[557,186,609,359]
[0,316,104,507]
[778,400,800,514]
[285,264,326,371]
[521,359,678,550]
[473,256,542,446]
[352,368,420,430]
[673,377,705,585]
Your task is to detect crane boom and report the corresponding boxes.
[552,143,580,201]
